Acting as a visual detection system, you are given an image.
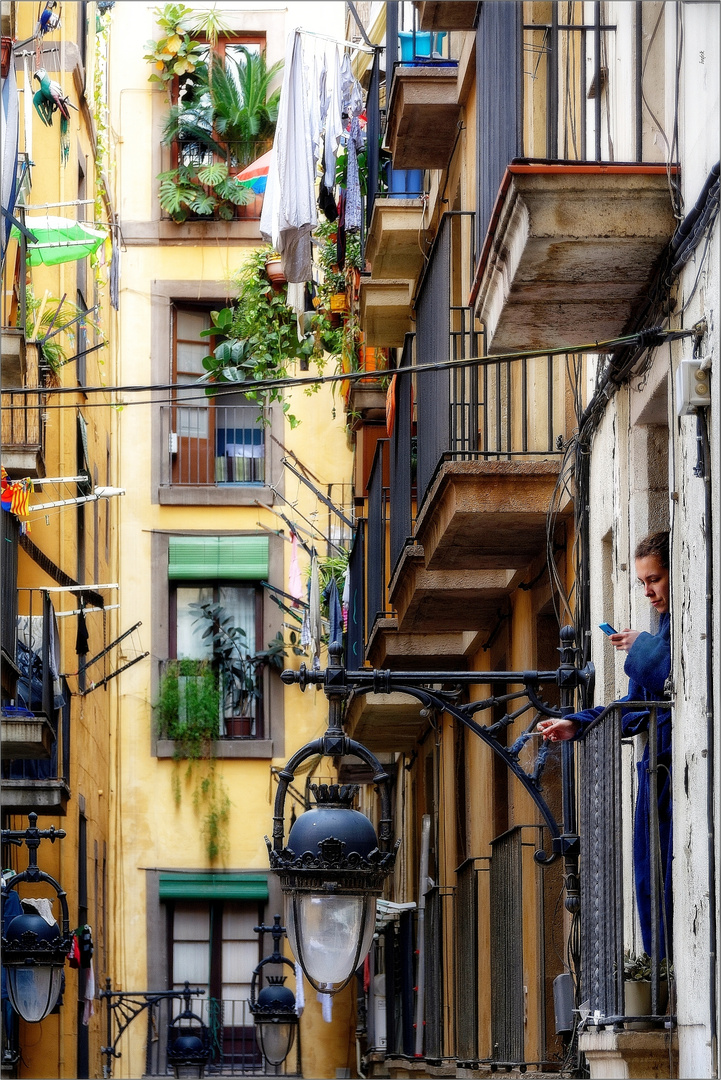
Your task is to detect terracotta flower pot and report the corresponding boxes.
[264,257,286,288]
[224,717,253,738]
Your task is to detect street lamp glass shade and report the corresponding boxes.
[256,1020,295,1066]
[286,892,376,990]
[6,964,63,1023]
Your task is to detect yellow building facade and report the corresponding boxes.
[2,1,118,1076]
[106,3,355,1078]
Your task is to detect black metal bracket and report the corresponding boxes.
[99,980,204,1079]
[280,627,594,910]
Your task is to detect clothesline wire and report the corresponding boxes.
[3,327,695,411]
[296,27,376,55]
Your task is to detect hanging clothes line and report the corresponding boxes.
[296,27,376,54]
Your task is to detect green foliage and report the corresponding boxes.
[156,659,221,754]
[153,35,281,222]
[192,763,230,862]
[144,4,207,87]
[189,600,291,718]
[622,951,673,981]
[25,289,104,378]
[197,246,323,424]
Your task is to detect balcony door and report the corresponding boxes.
[173,307,214,485]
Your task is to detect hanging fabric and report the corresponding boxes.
[260,30,317,283]
[324,577,343,649]
[323,46,343,190]
[288,531,303,606]
[308,552,322,668]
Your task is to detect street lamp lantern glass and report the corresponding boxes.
[286,892,376,990]
[172,1065,205,1080]
[6,964,63,1023]
[256,1020,295,1066]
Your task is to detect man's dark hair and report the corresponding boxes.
[635,530,670,569]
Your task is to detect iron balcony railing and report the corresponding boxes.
[489,827,526,1067]
[455,857,489,1066]
[476,2,649,251]
[159,405,266,487]
[365,439,391,641]
[346,522,366,669]
[389,334,414,575]
[423,885,456,1062]
[415,211,478,508]
[579,700,674,1028]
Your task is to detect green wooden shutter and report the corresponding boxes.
[159,872,269,901]
[168,536,269,580]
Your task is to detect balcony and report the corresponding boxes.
[386,64,461,170]
[159,404,266,489]
[389,543,516,631]
[474,165,678,353]
[1,594,70,816]
[343,343,389,425]
[358,278,413,347]
[1,337,43,478]
[415,459,564,572]
[365,616,473,671]
[416,1,479,30]
[365,198,426,284]
[343,692,426,754]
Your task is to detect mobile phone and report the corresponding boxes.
[599,622,617,636]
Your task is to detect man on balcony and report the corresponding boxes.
[538,531,672,959]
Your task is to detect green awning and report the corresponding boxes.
[168,535,269,580]
[11,215,106,267]
[159,872,269,901]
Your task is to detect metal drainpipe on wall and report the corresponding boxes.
[413,814,431,1058]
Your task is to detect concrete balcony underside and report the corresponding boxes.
[415,459,564,570]
[386,66,462,170]
[1,716,54,760]
[1,779,70,816]
[390,545,517,631]
[366,616,475,671]
[344,692,426,754]
[366,199,426,283]
[476,166,678,353]
[416,1,479,30]
[359,279,413,346]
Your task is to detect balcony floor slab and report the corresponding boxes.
[415,459,564,570]
[366,616,474,670]
[476,165,678,352]
[386,66,462,170]
[366,199,427,282]
[389,544,517,631]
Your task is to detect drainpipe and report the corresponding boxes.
[697,407,717,1070]
[413,814,431,1057]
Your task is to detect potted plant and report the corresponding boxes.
[190,600,292,737]
[264,251,286,288]
[623,951,672,1028]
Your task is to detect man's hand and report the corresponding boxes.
[609,629,640,653]
[537,718,580,742]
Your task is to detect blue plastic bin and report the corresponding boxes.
[398,30,446,62]
[388,169,423,198]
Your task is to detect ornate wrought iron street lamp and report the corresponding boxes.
[270,630,593,994]
[1,813,71,1022]
[267,643,399,994]
[249,914,299,1068]
[166,985,211,1079]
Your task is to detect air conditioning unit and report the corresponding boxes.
[169,431,178,454]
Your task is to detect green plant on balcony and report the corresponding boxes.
[148,12,282,222]
[189,600,295,723]
[24,289,103,382]
[144,3,222,88]
[197,246,320,426]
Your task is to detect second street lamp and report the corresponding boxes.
[249,914,299,1068]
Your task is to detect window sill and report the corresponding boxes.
[157,486,274,506]
[156,738,274,759]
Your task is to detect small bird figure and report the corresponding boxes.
[33,67,76,165]
[35,2,61,65]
